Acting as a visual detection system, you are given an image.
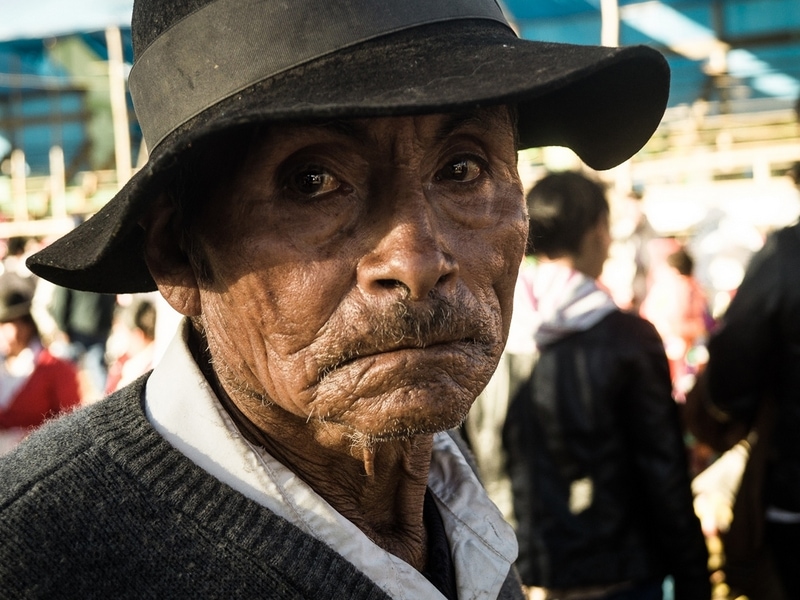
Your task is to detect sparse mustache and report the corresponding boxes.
[317,291,494,381]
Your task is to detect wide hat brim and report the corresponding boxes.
[28,20,670,294]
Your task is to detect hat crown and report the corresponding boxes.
[128,0,510,150]
[131,0,505,60]
[133,0,214,58]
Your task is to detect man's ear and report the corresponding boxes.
[140,194,202,316]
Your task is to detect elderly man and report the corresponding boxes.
[0,0,669,597]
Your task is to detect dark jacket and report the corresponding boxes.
[503,310,709,599]
[49,287,116,342]
[706,222,800,513]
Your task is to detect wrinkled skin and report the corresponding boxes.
[144,107,527,569]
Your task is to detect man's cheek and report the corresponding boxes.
[466,230,523,288]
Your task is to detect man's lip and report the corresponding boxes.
[371,339,471,356]
[319,338,475,381]
[351,339,472,362]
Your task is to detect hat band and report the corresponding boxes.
[129,0,511,151]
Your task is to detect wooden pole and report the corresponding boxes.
[10,148,28,221]
[49,145,67,218]
[600,0,632,192]
[600,0,620,47]
[106,26,132,187]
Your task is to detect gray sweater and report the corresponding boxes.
[0,377,522,599]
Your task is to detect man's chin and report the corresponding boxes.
[343,399,472,448]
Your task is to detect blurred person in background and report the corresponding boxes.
[49,286,116,399]
[613,188,657,313]
[0,286,80,455]
[105,297,157,394]
[503,171,709,600]
[703,218,800,600]
[640,245,711,401]
[0,236,38,296]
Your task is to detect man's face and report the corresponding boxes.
[177,107,527,445]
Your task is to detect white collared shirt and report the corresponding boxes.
[145,319,517,600]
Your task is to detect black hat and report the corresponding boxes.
[0,288,32,323]
[27,0,670,294]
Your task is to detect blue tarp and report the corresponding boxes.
[0,1,135,173]
[506,0,800,107]
[0,29,138,175]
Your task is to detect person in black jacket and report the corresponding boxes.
[705,220,800,599]
[503,172,709,600]
[49,287,116,397]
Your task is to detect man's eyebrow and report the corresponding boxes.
[305,119,366,141]
[434,110,501,142]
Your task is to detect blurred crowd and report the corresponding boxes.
[0,235,176,454]
[463,167,800,600]
[0,164,798,599]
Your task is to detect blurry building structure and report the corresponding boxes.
[0,1,140,240]
[0,0,799,274]
[508,0,800,319]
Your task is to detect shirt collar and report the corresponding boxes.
[145,319,517,600]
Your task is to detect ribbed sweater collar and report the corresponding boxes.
[87,381,391,599]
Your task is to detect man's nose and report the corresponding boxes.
[357,195,458,301]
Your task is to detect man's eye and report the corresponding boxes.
[437,157,484,183]
[289,167,341,197]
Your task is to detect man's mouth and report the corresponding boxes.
[314,291,497,384]
[317,336,476,382]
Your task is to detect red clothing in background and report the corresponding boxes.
[0,349,80,430]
